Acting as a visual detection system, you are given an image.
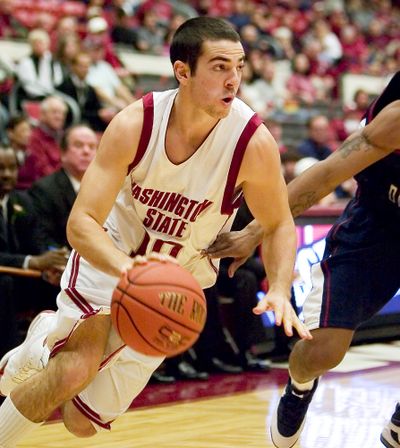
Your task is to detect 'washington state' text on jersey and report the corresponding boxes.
[105,89,262,288]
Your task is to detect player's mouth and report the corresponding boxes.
[222,96,234,105]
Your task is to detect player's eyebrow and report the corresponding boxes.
[208,55,245,63]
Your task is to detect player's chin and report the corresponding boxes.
[216,105,231,118]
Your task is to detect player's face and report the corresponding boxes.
[189,40,245,119]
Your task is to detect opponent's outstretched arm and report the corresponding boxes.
[206,100,400,266]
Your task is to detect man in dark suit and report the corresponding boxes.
[28,124,98,250]
[56,52,116,132]
[0,145,68,357]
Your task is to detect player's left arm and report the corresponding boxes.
[238,125,311,340]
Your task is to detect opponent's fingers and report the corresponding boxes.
[228,257,247,277]
[203,234,231,254]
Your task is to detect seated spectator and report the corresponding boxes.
[286,53,318,107]
[18,96,67,188]
[6,115,32,183]
[311,19,343,65]
[0,52,15,111]
[57,52,116,131]
[135,10,166,56]
[54,33,82,79]
[85,16,127,73]
[0,0,28,39]
[16,29,64,102]
[297,115,334,161]
[85,39,135,110]
[265,119,287,154]
[111,7,139,48]
[28,124,98,250]
[332,88,370,141]
[280,149,302,184]
[249,58,286,116]
[0,145,68,357]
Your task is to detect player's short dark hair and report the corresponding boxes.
[170,17,240,75]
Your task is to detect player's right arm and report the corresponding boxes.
[67,100,144,277]
[206,100,400,266]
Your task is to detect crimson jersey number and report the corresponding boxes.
[130,231,183,258]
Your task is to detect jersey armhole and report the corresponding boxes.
[221,113,263,215]
[127,92,154,173]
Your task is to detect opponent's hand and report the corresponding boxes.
[202,229,259,277]
[253,292,312,340]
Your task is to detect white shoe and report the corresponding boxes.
[0,311,54,396]
[381,403,400,447]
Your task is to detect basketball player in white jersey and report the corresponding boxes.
[0,17,311,446]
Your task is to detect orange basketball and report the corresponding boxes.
[111,261,207,357]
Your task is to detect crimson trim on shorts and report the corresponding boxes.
[99,344,126,370]
[65,250,94,314]
[127,92,154,173]
[321,258,332,327]
[72,395,114,430]
[221,113,263,214]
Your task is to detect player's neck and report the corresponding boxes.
[170,95,218,145]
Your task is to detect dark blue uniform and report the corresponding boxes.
[304,72,400,330]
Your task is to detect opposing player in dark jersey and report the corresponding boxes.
[205,71,400,448]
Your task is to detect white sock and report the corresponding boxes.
[289,370,315,392]
[0,396,42,447]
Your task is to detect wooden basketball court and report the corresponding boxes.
[19,342,400,448]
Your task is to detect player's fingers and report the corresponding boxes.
[147,252,178,264]
[282,316,294,338]
[252,297,272,315]
[132,255,148,265]
[293,318,313,340]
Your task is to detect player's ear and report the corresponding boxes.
[173,61,190,85]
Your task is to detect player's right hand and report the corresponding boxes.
[254,292,312,340]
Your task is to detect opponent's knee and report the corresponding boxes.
[62,401,98,438]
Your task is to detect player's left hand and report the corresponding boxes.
[253,292,312,340]
[131,252,179,266]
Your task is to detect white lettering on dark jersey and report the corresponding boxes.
[388,184,400,207]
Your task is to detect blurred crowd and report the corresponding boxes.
[0,0,399,382]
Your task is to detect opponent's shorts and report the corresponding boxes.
[48,251,165,431]
[303,236,400,331]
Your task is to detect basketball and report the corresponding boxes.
[111,260,207,357]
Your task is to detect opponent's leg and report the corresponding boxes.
[270,327,354,448]
[381,403,400,448]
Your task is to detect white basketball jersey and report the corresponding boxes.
[62,89,262,307]
[105,89,262,288]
